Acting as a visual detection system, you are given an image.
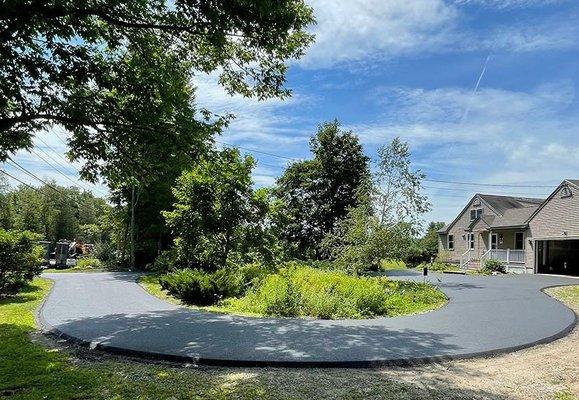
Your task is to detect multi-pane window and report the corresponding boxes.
[468,233,475,250]
[470,208,483,221]
[515,232,524,250]
[448,235,454,251]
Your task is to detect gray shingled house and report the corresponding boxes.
[438,179,579,276]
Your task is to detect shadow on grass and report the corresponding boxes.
[0,322,509,400]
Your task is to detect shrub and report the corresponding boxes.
[483,259,506,274]
[159,269,217,305]
[225,265,445,319]
[0,229,43,297]
[75,257,103,270]
[92,241,121,268]
[148,248,182,272]
[158,264,265,305]
[380,260,406,271]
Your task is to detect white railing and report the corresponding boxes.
[460,249,474,269]
[481,249,525,265]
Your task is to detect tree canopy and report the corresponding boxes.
[0,0,315,187]
[274,121,370,258]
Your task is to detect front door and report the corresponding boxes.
[491,233,498,250]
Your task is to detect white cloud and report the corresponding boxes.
[300,0,578,68]
[454,0,568,9]
[193,73,312,149]
[3,128,108,197]
[351,82,579,222]
[302,0,458,67]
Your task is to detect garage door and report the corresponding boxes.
[536,240,579,276]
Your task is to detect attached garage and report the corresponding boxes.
[536,239,579,276]
[527,179,579,276]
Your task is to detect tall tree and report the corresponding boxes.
[374,137,431,233]
[163,148,265,269]
[275,121,370,258]
[0,0,315,187]
[321,138,430,274]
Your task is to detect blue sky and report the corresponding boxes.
[5,0,579,224]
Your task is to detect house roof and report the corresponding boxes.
[491,207,538,229]
[438,193,544,234]
[438,180,579,235]
[477,194,544,215]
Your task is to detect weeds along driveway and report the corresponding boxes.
[38,271,578,367]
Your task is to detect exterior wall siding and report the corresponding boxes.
[527,183,579,271]
[438,197,498,261]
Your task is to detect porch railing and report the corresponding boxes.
[480,249,525,265]
[460,249,474,269]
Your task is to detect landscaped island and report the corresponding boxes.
[140,264,446,319]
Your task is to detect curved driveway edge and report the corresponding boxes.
[38,271,578,368]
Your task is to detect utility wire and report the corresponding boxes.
[424,178,554,188]
[6,158,65,195]
[29,148,93,192]
[215,140,300,161]
[0,169,40,192]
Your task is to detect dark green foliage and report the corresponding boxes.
[320,137,430,274]
[483,259,507,274]
[0,182,109,244]
[1,0,314,188]
[159,269,219,306]
[0,229,43,296]
[274,121,370,258]
[164,148,283,270]
[407,221,446,265]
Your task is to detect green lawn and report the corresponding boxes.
[1,279,577,399]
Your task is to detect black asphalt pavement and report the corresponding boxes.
[38,271,578,367]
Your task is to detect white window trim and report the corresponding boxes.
[448,234,454,251]
[514,232,525,250]
[491,233,498,249]
[468,233,475,250]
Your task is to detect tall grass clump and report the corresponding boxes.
[225,264,445,319]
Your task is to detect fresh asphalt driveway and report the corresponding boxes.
[38,271,578,367]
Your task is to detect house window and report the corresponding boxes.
[515,232,524,250]
[470,209,483,221]
[491,234,497,249]
[448,235,454,251]
[468,233,475,250]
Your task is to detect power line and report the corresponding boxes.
[0,169,40,192]
[29,148,93,192]
[422,185,549,197]
[6,158,65,195]
[35,135,76,167]
[215,140,300,161]
[424,178,554,188]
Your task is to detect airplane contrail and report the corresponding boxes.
[461,53,492,123]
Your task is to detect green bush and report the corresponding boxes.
[148,248,182,272]
[158,264,269,305]
[159,269,217,305]
[225,265,446,319]
[0,229,43,296]
[380,260,406,270]
[483,259,506,274]
[75,257,103,270]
